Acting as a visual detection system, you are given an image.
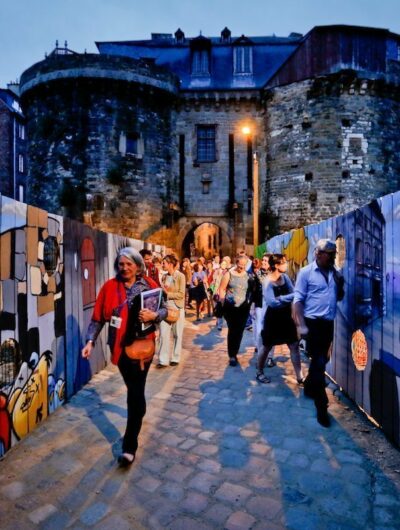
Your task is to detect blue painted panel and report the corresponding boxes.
[262,190,400,445]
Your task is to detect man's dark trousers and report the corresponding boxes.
[304,317,334,409]
[224,302,250,360]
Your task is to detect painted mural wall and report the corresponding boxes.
[0,194,164,456]
[261,190,400,445]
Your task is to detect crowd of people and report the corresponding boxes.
[82,239,344,466]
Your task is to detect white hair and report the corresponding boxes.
[115,246,145,273]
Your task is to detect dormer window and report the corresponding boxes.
[190,35,211,76]
[233,36,253,74]
[192,50,209,75]
[234,46,253,74]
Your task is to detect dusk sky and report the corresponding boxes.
[1,0,399,87]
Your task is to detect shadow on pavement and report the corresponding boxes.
[197,343,400,528]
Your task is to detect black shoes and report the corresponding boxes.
[229,357,238,366]
[170,361,179,366]
[256,371,271,384]
[317,408,331,428]
[156,363,168,369]
[118,453,135,467]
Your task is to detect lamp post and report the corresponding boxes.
[252,150,259,251]
[242,126,259,253]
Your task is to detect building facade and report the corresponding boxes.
[19,26,400,255]
[0,87,26,202]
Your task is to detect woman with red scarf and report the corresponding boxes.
[82,247,167,466]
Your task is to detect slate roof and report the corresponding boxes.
[0,88,23,115]
[96,34,302,91]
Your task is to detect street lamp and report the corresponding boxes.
[242,126,259,252]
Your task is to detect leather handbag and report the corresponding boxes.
[125,338,155,370]
[165,307,179,324]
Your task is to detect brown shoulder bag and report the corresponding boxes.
[165,307,180,324]
[125,338,155,370]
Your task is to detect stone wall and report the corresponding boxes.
[174,96,266,250]
[265,73,400,235]
[19,53,400,252]
[20,54,178,241]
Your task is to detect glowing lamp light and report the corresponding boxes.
[242,126,251,136]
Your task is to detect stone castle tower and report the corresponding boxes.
[19,26,400,255]
[20,51,178,239]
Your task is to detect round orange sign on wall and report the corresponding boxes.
[351,330,368,371]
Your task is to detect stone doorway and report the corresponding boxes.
[181,222,231,259]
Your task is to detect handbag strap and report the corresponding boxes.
[112,281,128,316]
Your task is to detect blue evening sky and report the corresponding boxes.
[1,0,399,87]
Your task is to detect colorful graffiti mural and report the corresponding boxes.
[262,191,400,445]
[0,194,164,455]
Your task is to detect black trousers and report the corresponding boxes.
[118,352,151,454]
[224,302,250,359]
[304,317,334,409]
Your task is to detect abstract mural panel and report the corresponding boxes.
[262,191,400,445]
[0,194,164,456]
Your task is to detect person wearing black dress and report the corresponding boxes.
[256,254,304,384]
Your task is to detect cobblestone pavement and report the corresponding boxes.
[1,311,400,529]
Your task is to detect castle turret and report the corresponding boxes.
[20,51,179,239]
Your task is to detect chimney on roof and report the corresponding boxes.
[151,33,173,41]
[175,28,185,43]
[7,82,20,97]
[221,27,231,43]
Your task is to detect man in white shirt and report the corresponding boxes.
[293,239,344,427]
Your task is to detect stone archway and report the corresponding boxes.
[178,217,234,259]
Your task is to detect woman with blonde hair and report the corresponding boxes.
[157,254,186,368]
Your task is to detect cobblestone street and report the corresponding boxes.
[1,312,400,529]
